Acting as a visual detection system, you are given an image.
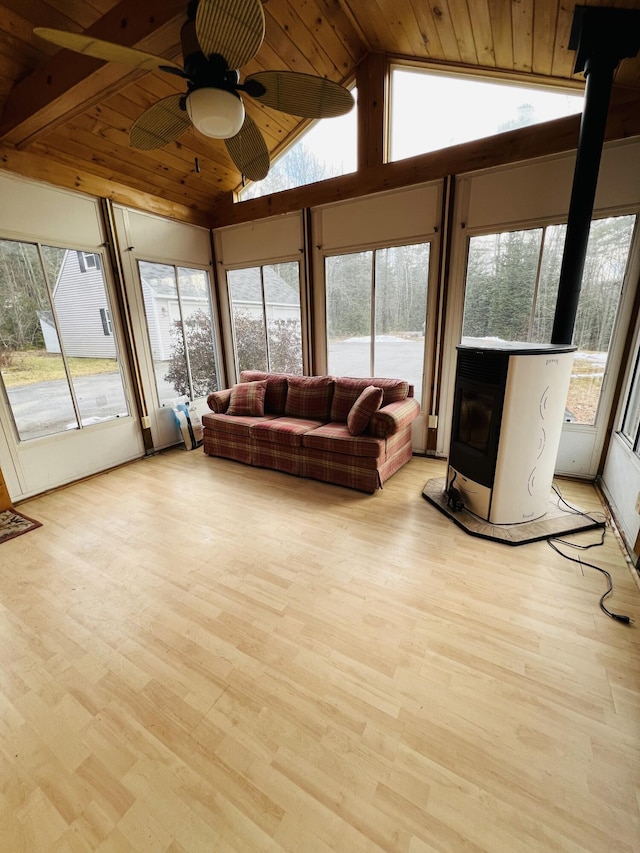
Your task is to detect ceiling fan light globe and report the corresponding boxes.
[186,88,245,139]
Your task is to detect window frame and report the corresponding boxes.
[388,62,584,163]
[78,251,99,273]
[235,84,358,202]
[136,259,220,404]
[460,213,638,428]
[323,238,433,403]
[226,260,305,377]
[0,240,130,442]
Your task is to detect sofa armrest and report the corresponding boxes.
[207,388,232,413]
[368,397,420,438]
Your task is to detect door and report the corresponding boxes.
[0,176,143,501]
[112,206,222,450]
[458,214,638,475]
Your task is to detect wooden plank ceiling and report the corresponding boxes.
[0,0,638,227]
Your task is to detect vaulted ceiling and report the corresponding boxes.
[0,1,639,227]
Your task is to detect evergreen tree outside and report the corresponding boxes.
[461,214,636,423]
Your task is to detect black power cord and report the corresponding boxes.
[547,483,633,625]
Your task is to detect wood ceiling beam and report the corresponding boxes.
[356,52,388,169]
[0,143,212,227]
[0,0,185,147]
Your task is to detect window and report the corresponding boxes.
[390,67,583,162]
[138,261,219,405]
[621,341,640,453]
[0,241,129,440]
[99,307,112,335]
[78,251,99,273]
[237,89,357,202]
[227,263,303,375]
[462,215,637,425]
[325,243,430,402]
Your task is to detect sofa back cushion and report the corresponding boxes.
[240,370,291,414]
[284,376,334,421]
[346,386,384,435]
[330,377,410,422]
[227,380,267,416]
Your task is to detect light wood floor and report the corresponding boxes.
[1,450,639,852]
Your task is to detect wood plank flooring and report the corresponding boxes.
[1,450,639,852]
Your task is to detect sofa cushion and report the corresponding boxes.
[330,377,410,422]
[284,376,334,421]
[202,411,276,439]
[302,423,383,458]
[347,386,384,435]
[251,417,326,448]
[240,370,291,414]
[227,380,267,416]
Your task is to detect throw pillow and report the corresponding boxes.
[284,376,334,421]
[331,377,410,421]
[226,380,267,416]
[240,370,290,414]
[347,385,384,435]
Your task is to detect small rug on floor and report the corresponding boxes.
[0,508,42,544]
[422,477,603,546]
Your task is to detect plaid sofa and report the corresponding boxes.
[202,371,420,494]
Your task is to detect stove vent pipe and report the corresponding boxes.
[551,5,640,345]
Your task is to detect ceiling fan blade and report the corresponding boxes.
[245,71,354,118]
[130,95,192,150]
[225,114,269,182]
[195,0,265,71]
[33,27,183,73]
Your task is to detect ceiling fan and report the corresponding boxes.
[34,0,354,182]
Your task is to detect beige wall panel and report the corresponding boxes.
[215,212,303,267]
[463,139,640,231]
[316,183,441,251]
[0,170,103,247]
[117,207,212,266]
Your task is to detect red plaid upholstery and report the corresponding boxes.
[347,386,383,435]
[202,412,276,439]
[300,453,381,493]
[227,380,267,416]
[368,398,421,438]
[330,377,410,422]
[203,372,420,492]
[252,417,325,447]
[253,444,300,475]
[202,432,253,464]
[207,388,231,414]
[240,371,292,414]
[284,376,334,421]
[303,423,383,458]
[378,436,414,482]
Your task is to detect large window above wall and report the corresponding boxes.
[227,262,303,375]
[390,67,584,161]
[0,240,129,440]
[237,89,357,202]
[461,214,637,425]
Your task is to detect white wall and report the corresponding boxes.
[601,435,640,555]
